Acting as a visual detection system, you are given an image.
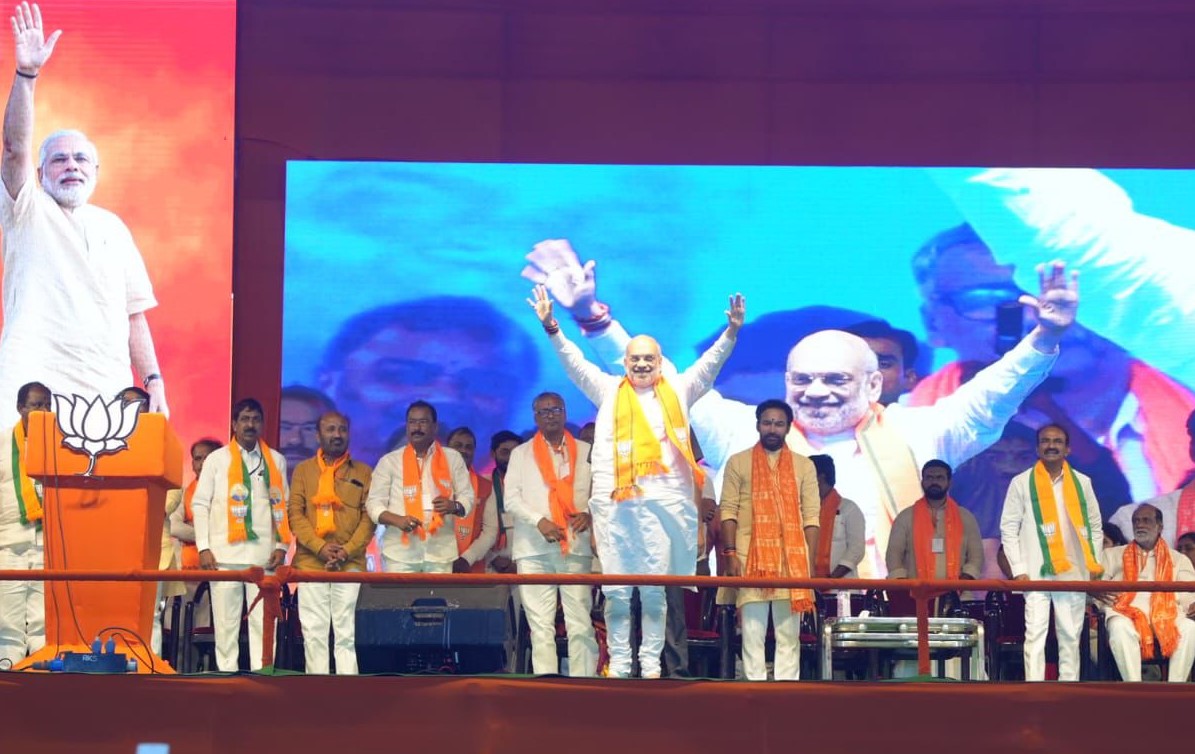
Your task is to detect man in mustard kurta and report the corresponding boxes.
[287,411,374,674]
[720,399,820,681]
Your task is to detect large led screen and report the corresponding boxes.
[284,163,1195,576]
[0,0,235,448]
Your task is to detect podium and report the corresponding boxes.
[16,408,183,673]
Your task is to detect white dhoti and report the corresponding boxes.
[591,493,697,678]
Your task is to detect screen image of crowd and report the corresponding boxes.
[8,152,1195,680]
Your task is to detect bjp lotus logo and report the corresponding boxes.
[53,394,142,476]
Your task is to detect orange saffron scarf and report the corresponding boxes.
[786,403,920,559]
[1112,542,1180,660]
[813,489,842,577]
[180,480,200,569]
[10,422,43,526]
[226,439,291,544]
[612,377,703,501]
[912,497,964,579]
[533,431,579,553]
[1028,461,1102,577]
[745,444,814,613]
[454,470,494,572]
[311,450,349,538]
[401,442,451,544]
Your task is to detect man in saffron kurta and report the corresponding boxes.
[0,381,49,667]
[1001,424,1104,681]
[720,400,820,681]
[886,460,984,581]
[193,398,291,672]
[1100,503,1195,682]
[365,401,473,573]
[288,411,374,674]
[531,284,743,679]
[505,392,598,676]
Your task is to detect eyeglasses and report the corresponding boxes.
[534,407,564,417]
[928,284,1024,322]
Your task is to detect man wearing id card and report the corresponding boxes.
[886,459,984,582]
[365,401,473,573]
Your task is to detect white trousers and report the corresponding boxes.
[298,581,362,675]
[0,542,44,668]
[741,600,801,681]
[605,585,666,678]
[382,559,452,574]
[210,564,267,672]
[1107,613,1195,682]
[1024,591,1087,681]
[517,551,597,677]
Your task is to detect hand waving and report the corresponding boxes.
[725,292,746,338]
[11,2,60,76]
[1018,261,1078,335]
[526,284,556,327]
[521,239,600,319]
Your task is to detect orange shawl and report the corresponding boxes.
[533,431,579,553]
[813,489,842,577]
[911,497,964,580]
[786,403,920,559]
[226,439,291,544]
[180,480,200,569]
[454,470,494,572]
[612,377,703,501]
[311,450,349,538]
[1112,541,1180,660]
[402,442,451,543]
[745,444,814,613]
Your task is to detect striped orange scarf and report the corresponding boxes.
[813,489,842,577]
[1028,461,1102,577]
[912,497,964,580]
[10,422,43,526]
[1112,541,1180,660]
[786,403,920,560]
[401,442,451,543]
[745,444,814,613]
[311,450,349,537]
[533,431,578,553]
[612,377,703,501]
[226,439,291,544]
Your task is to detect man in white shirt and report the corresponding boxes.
[0,381,50,668]
[192,398,290,672]
[0,4,168,424]
[523,239,1075,577]
[808,454,865,579]
[529,283,743,678]
[1100,503,1195,682]
[505,391,598,676]
[365,401,473,573]
[1001,424,1104,681]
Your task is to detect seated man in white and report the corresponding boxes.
[1101,503,1195,682]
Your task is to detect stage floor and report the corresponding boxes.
[2,672,1190,753]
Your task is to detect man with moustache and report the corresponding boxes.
[505,392,599,676]
[0,4,168,423]
[0,381,51,668]
[365,401,473,573]
[447,426,499,574]
[192,398,291,672]
[287,411,374,674]
[720,399,820,681]
[524,238,1077,576]
[529,284,743,678]
[486,430,523,574]
[886,460,984,581]
[1001,424,1104,681]
[1100,503,1195,682]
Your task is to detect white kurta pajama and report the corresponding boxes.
[505,437,598,677]
[549,328,733,678]
[1101,543,1195,682]
[364,445,473,573]
[192,443,289,672]
[0,426,44,667]
[1000,467,1103,682]
[0,176,157,426]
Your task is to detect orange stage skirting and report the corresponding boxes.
[2,674,1193,754]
